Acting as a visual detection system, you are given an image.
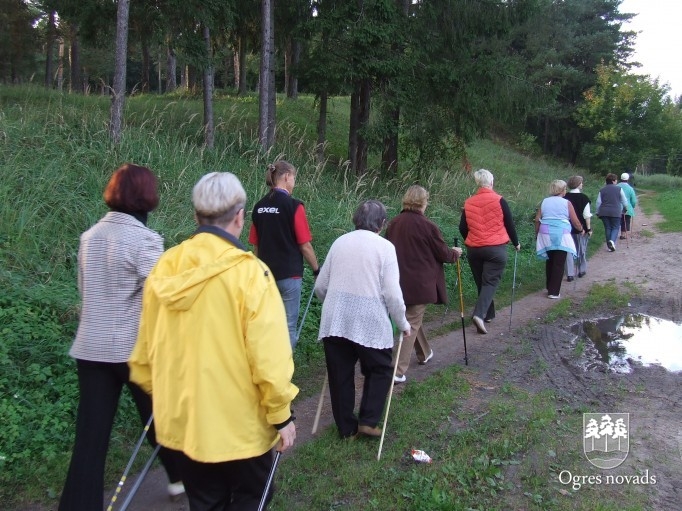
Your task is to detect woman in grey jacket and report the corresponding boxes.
[596,173,629,252]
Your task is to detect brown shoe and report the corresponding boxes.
[358,424,382,437]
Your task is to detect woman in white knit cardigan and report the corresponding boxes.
[314,200,411,439]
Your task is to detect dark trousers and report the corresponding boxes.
[176,449,274,511]
[58,360,182,511]
[620,214,632,233]
[545,250,568,296]
[467,244,508,320]
[323,336,393,438]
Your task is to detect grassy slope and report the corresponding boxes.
[1,85,671,508]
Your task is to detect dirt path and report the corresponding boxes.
[26,199,682,510]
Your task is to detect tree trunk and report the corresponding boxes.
[166,43,177,92]
[380,0,410,174]
[203,25,215,149]
[188,66,198,92]
[238,38,247,95]
[141,37,150,93]
[233,43,240,90]
[57,38,64,91]
[69,24,83,93]
[357,78,371,175]
[286,39,300,99]
[349,87,359,173]
[110,0,130,144]
[316,90,328,163]
[381,106,399,173]
[158,47,162,93]
[284,38,291,97]
[259,0,276,150]
[180,64,188,90]
[45,11,56,88]
[349,80,371,176]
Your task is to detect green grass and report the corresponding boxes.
[578,282,639,312]
[0,84,673,508]
[272,368,648,511]
[633,174,682,233]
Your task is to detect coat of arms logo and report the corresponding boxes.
[583,413,629,469]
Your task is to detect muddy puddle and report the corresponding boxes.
[570,314,682,373]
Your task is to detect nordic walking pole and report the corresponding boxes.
[378,333,403,461]
[454,238,468,366]
[257,451,282,511]
[311,373,328,434]
[106,414,154,511]
[509,249,518,332]
[119,444,161,511]
[296,287,315,340]
[573,237,579,291]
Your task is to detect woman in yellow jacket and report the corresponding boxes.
[130,172,298,510]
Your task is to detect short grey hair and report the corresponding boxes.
[474,169,494,188]
[352,200,387,232]
[192,172,246,225]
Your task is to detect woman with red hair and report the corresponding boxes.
[59,164,183,510]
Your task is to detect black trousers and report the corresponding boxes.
[323,336,393,438]
[545,250,568,296]
[176,449,275,511]
[58,360,182,511]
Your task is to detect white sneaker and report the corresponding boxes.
[548,294,561,299]
[419,350,434,365]
[168,482,185,501]
[394,374,406,383]
[472,316,487,334]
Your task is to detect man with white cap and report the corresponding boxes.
[618,172,637,239]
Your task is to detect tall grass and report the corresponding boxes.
[635,174,682,232]
[0,84,606,506]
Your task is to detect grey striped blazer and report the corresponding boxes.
[69,211,163,363]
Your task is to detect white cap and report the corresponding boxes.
[620,172,629,181]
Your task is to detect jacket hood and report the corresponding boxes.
[147,233,256,311]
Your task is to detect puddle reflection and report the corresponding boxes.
[570,314,682,373]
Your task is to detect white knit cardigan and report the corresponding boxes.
[314,229,409,349]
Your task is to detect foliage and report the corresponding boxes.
[516,0,636,163]
[0,0,41,83]
[576,64,682,175]
[0,276,79,497]
[5,0,679,177]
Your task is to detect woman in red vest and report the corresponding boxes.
[459,169,520,334]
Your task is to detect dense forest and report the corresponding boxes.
[2,0,682,175]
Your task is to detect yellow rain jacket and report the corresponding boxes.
[129,230,298,463]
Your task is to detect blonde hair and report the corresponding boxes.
[192,172,246,224]
[549,179,567,196]
[265,160,296,188]
[402,185,429,211]
[474,169,494,188]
